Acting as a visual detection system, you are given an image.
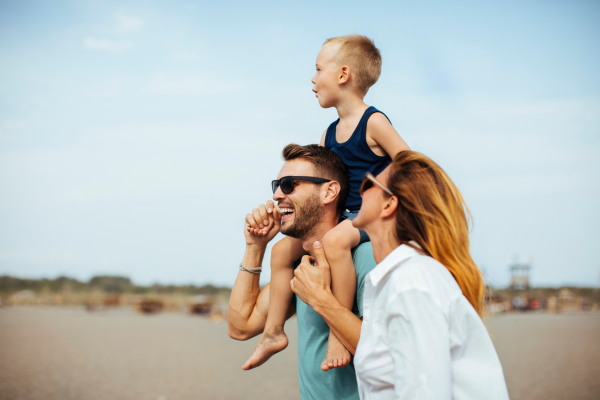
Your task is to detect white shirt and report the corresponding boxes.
[354,245,509,400]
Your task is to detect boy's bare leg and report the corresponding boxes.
[242,236,306,370]
[320,220,360,371]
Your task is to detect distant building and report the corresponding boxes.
[509,261,532,290]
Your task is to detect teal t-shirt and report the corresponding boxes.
[294,242,376,400]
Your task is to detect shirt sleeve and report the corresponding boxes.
[352,242,377,319]
[386,288,452,400]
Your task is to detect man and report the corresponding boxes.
[228,144,376,400]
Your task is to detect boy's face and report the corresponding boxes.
[311,44,341,108]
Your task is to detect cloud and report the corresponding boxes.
[0,250,77,265]
[141,74,245,97]
[86,82,122,98]
[463,172,597,199]
[83,37,133,52]
[0,120,28,142]
[114,15,144,34]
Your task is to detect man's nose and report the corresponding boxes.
[273,186,285,201]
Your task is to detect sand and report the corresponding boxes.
[0,307,598,400]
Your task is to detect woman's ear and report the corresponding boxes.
[381,196,398,219]
[322,181,341,207]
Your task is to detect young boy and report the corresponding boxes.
[244,35,410,371]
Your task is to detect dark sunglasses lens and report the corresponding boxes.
[272,181,279,194]
[361,179,374,195]
[280,177,295,194]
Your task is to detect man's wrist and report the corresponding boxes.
[245,243,267,256]
[241,244,266,271]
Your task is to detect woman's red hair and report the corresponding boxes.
[388,151,484,317]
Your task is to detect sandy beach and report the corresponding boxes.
[0,307,598,400]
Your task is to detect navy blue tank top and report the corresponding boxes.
[325,106,392,212]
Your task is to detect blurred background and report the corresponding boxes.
[1,1,599,399]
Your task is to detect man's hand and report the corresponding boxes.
[291,241,333,307]
[244,200,281,248]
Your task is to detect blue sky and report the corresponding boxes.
[1,0,599,287]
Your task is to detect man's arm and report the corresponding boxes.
[291,241,362,354]
[228,201,295,340]
[228,245,270,340]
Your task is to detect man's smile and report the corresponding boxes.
[278,203,295,222]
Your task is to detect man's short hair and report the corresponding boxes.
[282,144,349,214]
[324,34,382,96]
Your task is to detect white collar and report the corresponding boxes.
[368,244,421,287]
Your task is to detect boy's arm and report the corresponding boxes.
[366,113,410,158]
[319,128,327,146]
[291,242,362,354]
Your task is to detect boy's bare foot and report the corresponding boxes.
[242,326,288,370]
[321,333,351,371]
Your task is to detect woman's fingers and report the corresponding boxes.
[312,241,329,268]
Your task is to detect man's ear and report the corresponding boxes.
[381,196,398,219]
[338,66,350,84]
[322,181,341,207]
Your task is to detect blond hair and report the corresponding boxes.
[388,151,485,317]
[323,34,382,96]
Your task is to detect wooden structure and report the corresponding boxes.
[509,259,532,290]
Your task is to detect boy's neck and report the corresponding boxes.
[335,95,369,121]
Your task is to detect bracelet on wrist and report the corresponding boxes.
[239,263,262,274]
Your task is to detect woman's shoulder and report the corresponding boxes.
[387,253,463,300]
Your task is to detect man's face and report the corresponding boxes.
[274,159,324,239]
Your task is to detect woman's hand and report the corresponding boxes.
[291,240,362,357]
[291,241,334,308]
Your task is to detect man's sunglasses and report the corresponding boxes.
[272,176,331,194]
[359,172,394,196]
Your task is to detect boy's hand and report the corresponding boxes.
[244,200,281,247]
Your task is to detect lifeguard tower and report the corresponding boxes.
[509,259,532,290]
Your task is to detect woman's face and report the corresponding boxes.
[352,167,391,233]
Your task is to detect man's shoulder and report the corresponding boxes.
[352,242,376,270]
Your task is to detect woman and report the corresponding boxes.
[291,151,509,399]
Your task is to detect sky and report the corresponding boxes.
[0,0,599,288]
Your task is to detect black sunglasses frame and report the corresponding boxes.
[272,176,331,194]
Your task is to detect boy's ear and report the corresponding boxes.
[338,66,350,84]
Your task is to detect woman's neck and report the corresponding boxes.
[368,225,401,264]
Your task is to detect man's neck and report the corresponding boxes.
[335,96,368,121]
[300,214,339,257]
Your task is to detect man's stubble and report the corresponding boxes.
[280,190,323,240]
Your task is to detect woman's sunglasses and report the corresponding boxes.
[272,176,331,194]
[359,172,394,196]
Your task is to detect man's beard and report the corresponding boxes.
[280,191,323,239]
